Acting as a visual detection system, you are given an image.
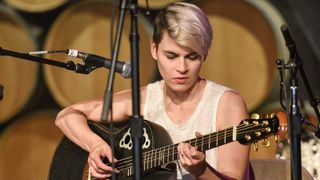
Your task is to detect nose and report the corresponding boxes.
[176,58,188,74]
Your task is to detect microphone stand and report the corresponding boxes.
[280,25,320,180]
[288,46,302,180]
[129,1,144,179]
[99,0,143,179]
[99,1,127,180]
[0,47,93,74]
[281,24,302,180]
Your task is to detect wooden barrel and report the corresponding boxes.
[3,0,68,12]
[0,110,63,180]
[43,0,156,107]
[194,0,288,111]
[0,5,39,123]
[138,0,182,9]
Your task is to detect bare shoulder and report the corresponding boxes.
[113,86,148,102]
[217,90,248,129]
[220,90,247,108]
[113,86,148,116]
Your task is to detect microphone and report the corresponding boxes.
[67,49,131,78]
[280,25,297,56]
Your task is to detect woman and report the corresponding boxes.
[55,2,250,179]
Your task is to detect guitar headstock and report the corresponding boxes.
[237,112,288,149]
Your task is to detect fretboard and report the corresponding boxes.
[120,125,237,176]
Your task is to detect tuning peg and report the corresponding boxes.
[255,131,261,137]
[262,120,269,126]
[245,134,251,141]
[269,113,276,118]
[274,135,279,143]
[253,141,258,151]
[243,120,249,125]
[251,113,260,119]
[262,138,271,147]
[265,127,271,133]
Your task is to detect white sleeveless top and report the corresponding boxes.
[143,79,231,179]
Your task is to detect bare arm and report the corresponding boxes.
[55,89,133,151]
[215,90,250,179]
[54,89,139,178]
[178,91,250,180]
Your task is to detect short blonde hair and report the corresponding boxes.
[152,2,213,58]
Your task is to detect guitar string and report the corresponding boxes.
[111,124,274,173]
[108,122,277,174]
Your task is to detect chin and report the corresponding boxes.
[168,83,192,93]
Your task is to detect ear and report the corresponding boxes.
[150,39,157,60]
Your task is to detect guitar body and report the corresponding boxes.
[49,120,175,180]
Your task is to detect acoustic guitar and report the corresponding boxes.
[49,112,287,180]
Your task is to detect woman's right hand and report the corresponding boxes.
[87,142,118,179]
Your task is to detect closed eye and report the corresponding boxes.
[164,52,178,60]
[186,52,200,60]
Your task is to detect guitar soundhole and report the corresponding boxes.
[124,136,131,144]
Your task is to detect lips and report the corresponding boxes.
[174,77,188,84]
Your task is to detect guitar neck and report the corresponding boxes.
[117,116,279,177]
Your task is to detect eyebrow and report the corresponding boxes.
[163,50,198,57]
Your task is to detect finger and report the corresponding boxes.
[89,153,113,173]
[182,143,193,158]
[179,143,194,165]
[87,158,99,171]
[94,159,114,173]
[178,143,186,159]
[89,165,111,179]
[195,131,203,138]
[190,146,203,160]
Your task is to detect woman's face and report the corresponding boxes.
[150,31,204,93]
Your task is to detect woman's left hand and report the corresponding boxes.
[177,131,207,177]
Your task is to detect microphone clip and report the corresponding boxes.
[65,61,94,74]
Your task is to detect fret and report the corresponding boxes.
[143,153,146,171]
[152,150,155,168]
[195,137,198,147]
[216,131,219,147]
[159,148,164,165]
[172,145,175,161]
[128,166,132,176]
[155,150,159,167]
[146,152,150,170]
[162,148,166,164]
[158,149,161,165]
[232,125,237,141]
[224,129,227,144]
[209,133,211,149]
[201,135,204,151]
[167,146,170,163]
